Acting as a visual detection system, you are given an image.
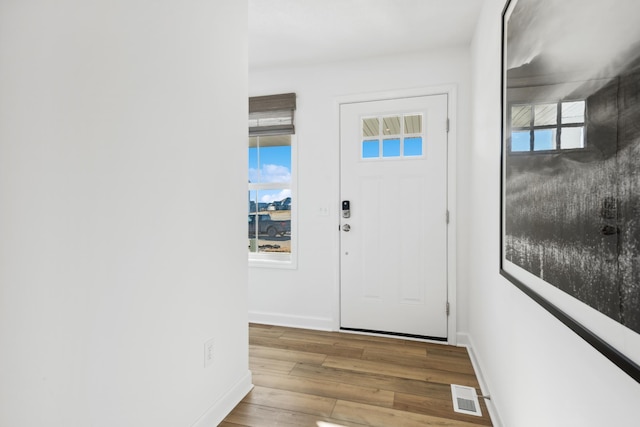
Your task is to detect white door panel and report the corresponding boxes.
[340,95,448,338]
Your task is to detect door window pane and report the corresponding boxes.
[362,140,380,158]
[382,139,401,157]
[404,115,422,134]
[363,118,379,137]
[382,116,401,135]
[361,114,425,160]
[404,137,423,156]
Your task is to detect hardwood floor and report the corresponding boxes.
[221,324,493,427]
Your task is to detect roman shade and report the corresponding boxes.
[249,93,296,136]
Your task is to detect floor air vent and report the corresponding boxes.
[451,384,482,417]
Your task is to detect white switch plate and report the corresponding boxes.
[318,206,330,216]
[204,338,214,368]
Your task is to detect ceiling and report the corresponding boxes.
[249,0,484,69]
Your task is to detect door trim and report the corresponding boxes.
[333,85,458,345]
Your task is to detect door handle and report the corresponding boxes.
[342,224,351,232]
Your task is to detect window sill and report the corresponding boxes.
[249,254,297,270]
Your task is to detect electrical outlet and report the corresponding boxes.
[204,338,214,368]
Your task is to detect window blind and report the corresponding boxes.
[249,93,296,136]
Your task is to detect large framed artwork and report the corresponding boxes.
[501,0,640,382]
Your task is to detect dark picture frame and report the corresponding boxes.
[500,0,640,383]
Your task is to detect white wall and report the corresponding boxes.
[0,2,250,426]
[249,48,472,333]
[468,1,640,425]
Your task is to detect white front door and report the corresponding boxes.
[340,95,449,339]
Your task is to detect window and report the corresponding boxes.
[361,114,424,159]
[510,101,586,153]
[248,93,296,266]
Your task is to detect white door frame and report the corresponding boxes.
[333,85,458,345]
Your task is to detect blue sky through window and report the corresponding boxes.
[249,145,291,183]
[249,143,292,205]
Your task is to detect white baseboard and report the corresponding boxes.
[191,370,253,427]
[459,333,504,427]
[248,311,334,331]
[456,332,471,347]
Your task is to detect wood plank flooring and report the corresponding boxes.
[221,324,493,427]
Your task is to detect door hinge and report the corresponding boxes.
[446,210,450,224]
[446,302,450,316]
[446,118,450,133]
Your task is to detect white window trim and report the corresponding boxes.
[249,134,297,269]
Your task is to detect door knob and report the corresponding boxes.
[342,224,351,232]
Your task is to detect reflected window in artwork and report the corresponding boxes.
[534,103,557,126]
[511,130,530,152]
[509,100,585,153]
[533,129,556,151]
